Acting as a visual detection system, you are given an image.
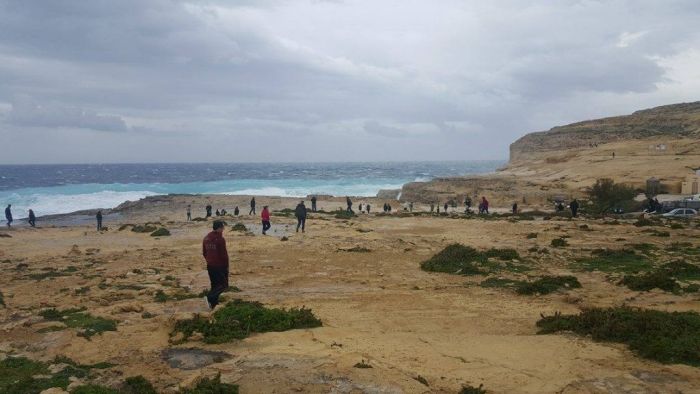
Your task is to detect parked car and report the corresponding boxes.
[661,208,698,218]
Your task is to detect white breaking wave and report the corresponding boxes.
[3,190,158,219]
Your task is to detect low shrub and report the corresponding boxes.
[550,238,568,248]
[516,276,581,295]
[131,224,157,233]
[526,233,538,239]
[230,223,247,232]
[181,374,238,394]
[575,248,652,273]
[39,308,117,338]
[334,209,356,219]
[670,223,685,230]
[460,384,486,394]
[420,244,521,276]
[339,246,371,253]
[150,228,170,237]
[172,299,322,344]
[537,307,700,365]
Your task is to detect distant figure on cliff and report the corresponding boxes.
[220,208,227,215]
[383,203,388,213]
[295,200,307,233]
[409,202,414,212]
[359,203,363,213]
[28,209,36,227]
[215,209,220,216]
[366,204,371,214]
[205,204,212,218]
[612,152,615,159]
[5,204,12,228]
[311,195,317,212]
[556,202,564,212]
[202,220,229,310]
[444,202,448,213]
[249,197,256,215]
[430,203,434,213]
[570,199,580,218]
[437,205,440,213]
[96,210,103,231]
[234,206,239,216]
[346,197,353,213]
[261,206,271,235]
[186,205,192,221]
[480,197,489,214]
[512,202,518,214]
[464,196,472,213]
[388,204,392,212]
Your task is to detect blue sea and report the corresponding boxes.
[0,161,503,220]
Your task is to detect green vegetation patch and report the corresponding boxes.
[550,238,568,248]
[460,384,486,394]
[131,224,158,233]
[172,299,322,344]
[334,209,356,219]
[420,244,523,276]
[230,223,247,232]
[516,276,581,295]
[574,248,652,274]
[642,229,671,237]
[480,276,580,295]
[150,228,171,237]
[0,356,113,394]
[68,375,158,394]
[628,243,658,254]
[620,260,700,292]
[537,307,700,366]
[39,308,117,338]
[181,374,239,394]
[339,246,371,253]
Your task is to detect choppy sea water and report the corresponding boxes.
[0,161,503,220]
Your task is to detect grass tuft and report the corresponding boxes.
[230,223,247,232]
[459,384,487,394]
[172,299,322,344]
[150,228,170,237]
[537,307,700,366]
[181,374,239,394]
[420,244,522,276]
[40,308,117,338]
[550,238,568,248]
[516,276,581,295]
[575,248,652,274]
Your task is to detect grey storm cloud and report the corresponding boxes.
[0,0,699,163]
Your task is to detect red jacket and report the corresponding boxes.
[261,208,270,221]
[202,230,229,268]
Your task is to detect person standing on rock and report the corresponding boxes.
[205,204,212,218]
[443,202,448,213]
[464,196,472,213]
[366,204,371,214]
[295,200,307,233]
[96,210,103,231]
[249,197,256,215]
[261,206,271,235]
[186,205,192,221]
[28,209,36,227]
[5,204,12,227]
[570,199,580,218]
[346,196,353,213]
[234,206,239,216]
[202,220,229,310]
[311,195,317,212]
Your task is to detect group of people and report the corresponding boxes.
[4,205,36,228]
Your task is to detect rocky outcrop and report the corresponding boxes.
[509,101,700,162]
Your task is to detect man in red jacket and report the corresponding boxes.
[202,220,229,309]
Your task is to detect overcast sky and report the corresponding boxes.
[1,0,699,164]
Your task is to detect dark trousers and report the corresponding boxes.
[312,202,316,212]
[249,206,256,215]
[296,217,306,232]
[29,219,35,227]
[206,266,229,308]
[262,220,271,234]
[571,208,578,217]
[97,219,102,231]
[187,213,191,221]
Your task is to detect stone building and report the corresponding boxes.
[681,170,700,195]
